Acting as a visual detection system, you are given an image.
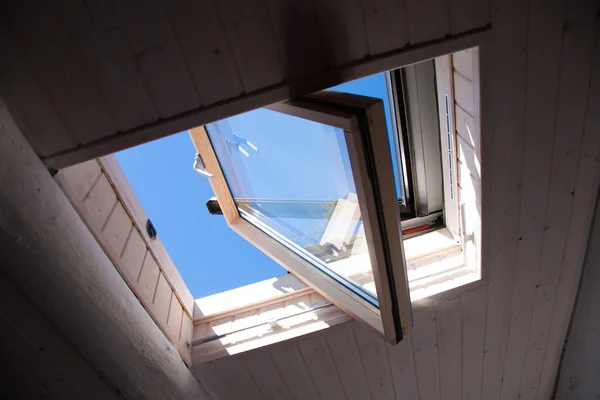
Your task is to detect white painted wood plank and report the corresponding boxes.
[81,174,118,229]
[0,33,76,157]
[167,297,184,341]
[165,0,244,105]
[137,252,160,305]
[325,322,372,400]
[102,201,132,258]
[240,351,293,400]
[452,48,474,81]
[56,159,102,202]
[412,306,441,400]
[538,27,600,400]
[436,296,462,400]
[314,0,370,67]
[270,342,319,400]
[8,0,116,144]
[456,136,481,222]
[298,334,347,399]
[354,322,396,400]
[111,0,201,117]
[518,1,598,397]
[554,191,600,399]
[120,227,147,284]
[455,104,478,149]
[0,351,54,400]
[55,0,158,131]
[216,0,283,92]
[405,0,450,44]
[496,0,564,398]
[361,0,410,55]
[387,332,420,400]
[453,72,475,117]
[170,310,190,367]
[193,362,226,400]
[461,286,486,400]
[266,0,326,80]
[456,131,479,178]
[479,0,528,396]
[181,313,193,348]
[153,273,173,326]
[448,0,489,35]
[1,315,87,400]
[213,355,262,400]
[0,275,120,400]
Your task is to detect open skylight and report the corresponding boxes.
[116,132,286,298]
[110,47,481,347]
[115,72,400,299]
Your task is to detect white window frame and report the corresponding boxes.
[190,91,412,344]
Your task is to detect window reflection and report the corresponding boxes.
[206,109,379,302]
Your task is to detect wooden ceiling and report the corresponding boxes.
[2,0,600,399]
[0,0,487,168]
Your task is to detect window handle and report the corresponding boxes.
[193,153,213,178]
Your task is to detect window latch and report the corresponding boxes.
[193,153,213,178]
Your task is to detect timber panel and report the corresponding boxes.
[0,0,490,168]
[55,159,193,366]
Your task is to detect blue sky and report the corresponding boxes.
[117,72,397,298]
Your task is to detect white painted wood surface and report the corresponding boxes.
[165,0,245,105]
[99,154,195,315]
[451,47,481,276]
[55,0,158,132]
[499,0,574,398]
[480,0,528,397]
[1,0,599,398]
[55,157,194,365]
[519,0,598,394]
[110,0,202,117]
[0,101,209,399]
[190,3,600,400]
[0,274,120,400]
[7,0,117,145]
[539,25,600,400]
[0,0,490,167]
[554,184,600,398]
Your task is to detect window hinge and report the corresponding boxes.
[193,153,213,178]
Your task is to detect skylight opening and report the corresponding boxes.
[109,47,481,344]
[115,132,287,299]
[53,46,482,361]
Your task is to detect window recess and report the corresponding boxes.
[190,91,412,344]
[191,48,482,346]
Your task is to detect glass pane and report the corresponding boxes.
[206,108,379,303]
[329,73,405,201]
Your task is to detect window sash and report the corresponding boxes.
[190,91,412,344]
